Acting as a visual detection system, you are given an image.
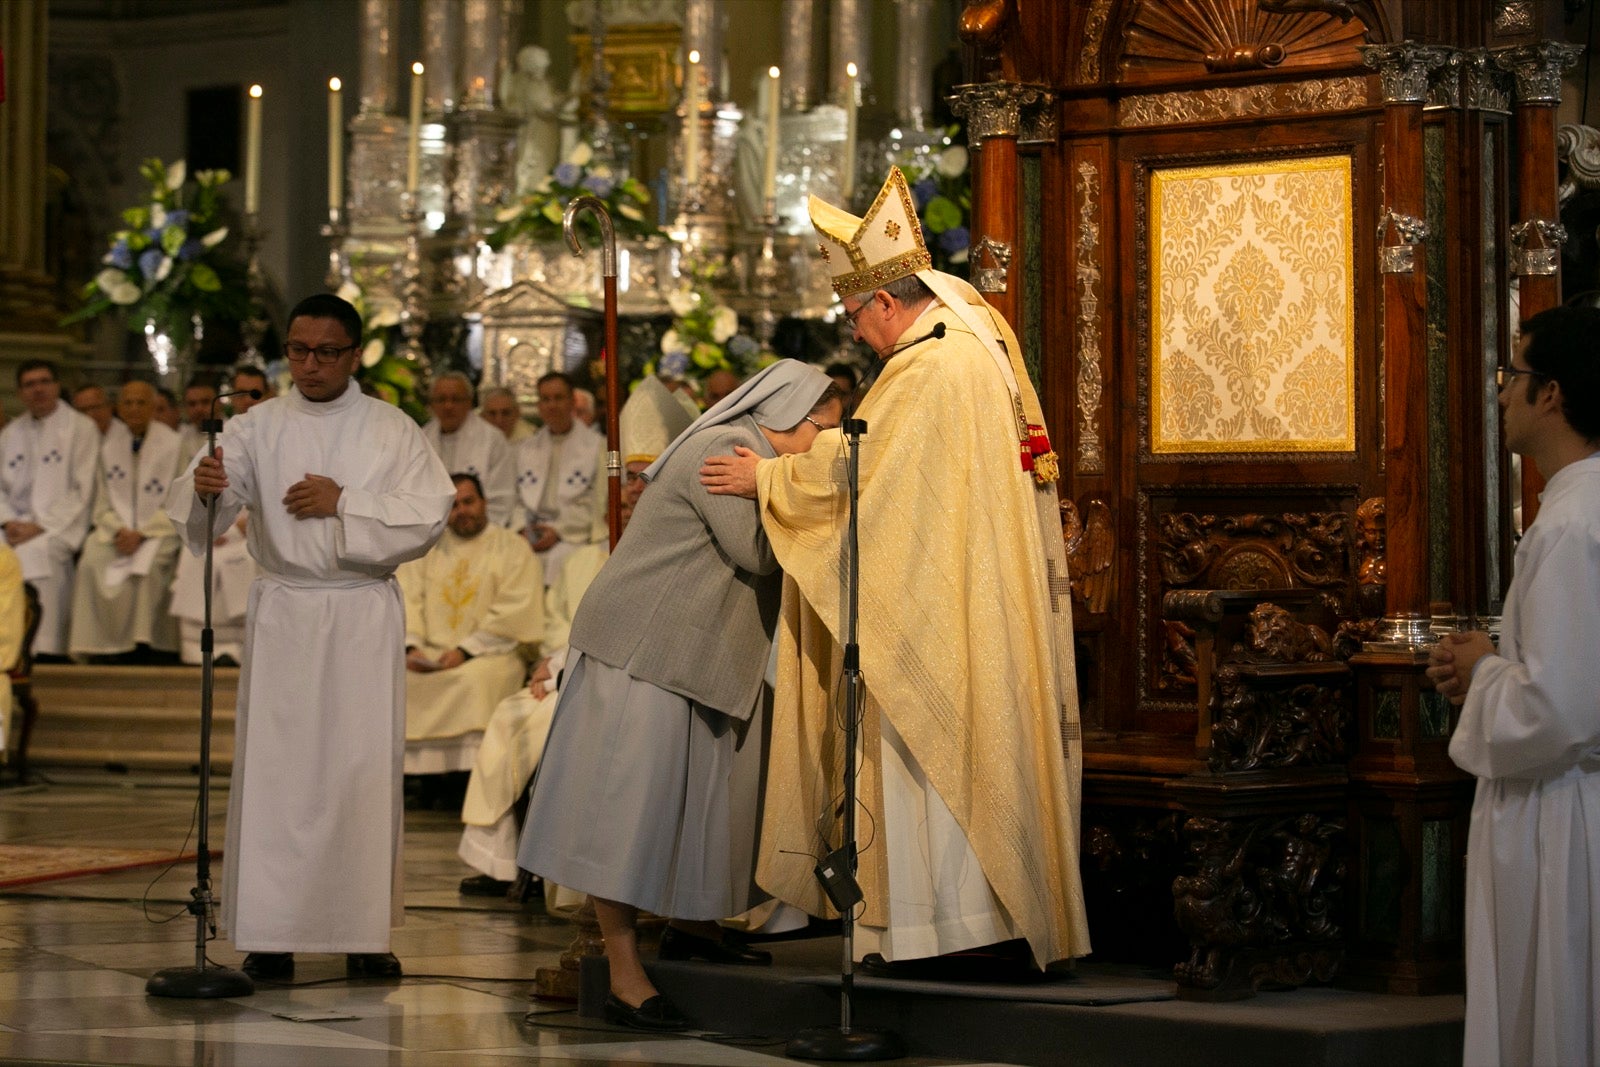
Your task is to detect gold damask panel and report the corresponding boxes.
[1149,155,1355,454]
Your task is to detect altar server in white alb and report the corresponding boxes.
[1427,304,1600,1067]
[0,361,100,658]
[399,472,543,775]
[457,376,694,897]
[421,372,517,526]
[168,293,453,984]
[514,371,604,585]
[68,381,184,661]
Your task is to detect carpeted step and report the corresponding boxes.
[25,664,237,773]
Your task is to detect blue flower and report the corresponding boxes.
[164,209,190,228]
[660,350,690,377]
[938,226,969,253]
[554,162,582,186]
[912,177,937,209]
[178,238,204,262]
[727,334,758,358]
[110,240,133,269]
[581,175,614,198]
[138,247,164,279]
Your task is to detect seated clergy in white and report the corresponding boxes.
[422,372,516,527]
[458,376,693,894]
[400,472,543,774]
[514,371,604,586]
[68,381,184,660]
[0,361,100,658]
[0,545,24,759]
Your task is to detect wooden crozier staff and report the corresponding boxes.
[562,196,621,549]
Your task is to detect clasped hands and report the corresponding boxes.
[1424,630,1496,707]
[194,448,341,519]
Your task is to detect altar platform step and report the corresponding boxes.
[25,664,236,775]
[645,938,1465,1067]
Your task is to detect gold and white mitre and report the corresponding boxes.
[620,376,698,465]
[808,166,1060,482]
[809,166,931,298]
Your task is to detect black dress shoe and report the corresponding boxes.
[241,952,294,981]
[459,874,515,897]
[657,925,772,965]
[346,952,403,978]
[603,993,689,1031]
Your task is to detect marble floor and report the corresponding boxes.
[0,773,1014,1067]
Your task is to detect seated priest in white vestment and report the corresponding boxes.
[422,373,516,526]
[400,472,542,775]
[457,376,694,897]
[480,386,534,444]
[514,371,604,586]
[168,293,453,984]
[0,361,101,659]
[67,382,184,662]
[702,168,1091,977]
[1427,305,1600,1067]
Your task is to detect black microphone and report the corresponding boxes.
[202,389,262,433]
[884,320,945,356]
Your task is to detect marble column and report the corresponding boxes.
[358,0,398,116]
[829,0,872,104]
[894,0,933,129]
[1361,42,1451,649]
[0,0,64,341]
[461,0,505,110]
[780,0,815,112]
[684,0,724,101]
[1497,40,1583,527]
[423,0,463,115]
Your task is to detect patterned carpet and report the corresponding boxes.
[0,845,208,889]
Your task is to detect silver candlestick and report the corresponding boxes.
[396,193,429,369]
[320,207,350,291]
[751,199,781,346]
[240,212,270,363]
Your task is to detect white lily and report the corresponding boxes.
[109,281,142,305]
[148,255,173,286]
[165,160,187,190]
[150,204,168,229]
[96,268,129,293]
[710,306,739,343]
[666,290,698,317]
[936,146,968,178]
[568,142,594,167]
[362,338,386,368]
[494,203,523,223]
[660,328,682,355]
[368,304,401,329]
[201,227,229,248]
[336,281,362,304]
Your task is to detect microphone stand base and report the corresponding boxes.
[147,965,255,999]
[787,1026,906,1061]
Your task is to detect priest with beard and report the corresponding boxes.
[399,472,543,777]
[168,293,453,983]
[68,380,184,662]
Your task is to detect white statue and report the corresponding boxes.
[504,45,564,194]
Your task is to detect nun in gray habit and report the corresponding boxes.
[517,359,841,1031]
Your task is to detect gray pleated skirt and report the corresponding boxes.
[516,652,770,920]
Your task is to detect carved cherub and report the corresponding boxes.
[1245,603,1334,663]
[1061,497,1114,613]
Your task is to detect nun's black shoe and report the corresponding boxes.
[658,925,772,965]
[603,993,689,1031]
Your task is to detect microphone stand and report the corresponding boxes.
[148,397,254,998]
[788,417,904,1062]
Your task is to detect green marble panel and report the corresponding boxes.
[1373,687,1403,740]
[1421,819,1453,942]
[1363,815,1403,943]
[1022,154,1043,391]
[1419,689,1451,739]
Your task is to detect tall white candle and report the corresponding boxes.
[684,49,701,190]
[762,66,781,203]
[406,61,425,194]
[244,84,262,214]
[327,77,343,213]
[843,62,858,201]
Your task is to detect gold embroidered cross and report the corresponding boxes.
[1047,558,1071,613]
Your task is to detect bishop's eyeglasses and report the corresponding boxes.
[284,342,357,364]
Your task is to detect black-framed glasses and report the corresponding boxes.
[283,342,356,364]
[841,302,869,330]
[1495,365,1547,389]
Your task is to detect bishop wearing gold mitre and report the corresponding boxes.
[703,166,1091,972]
